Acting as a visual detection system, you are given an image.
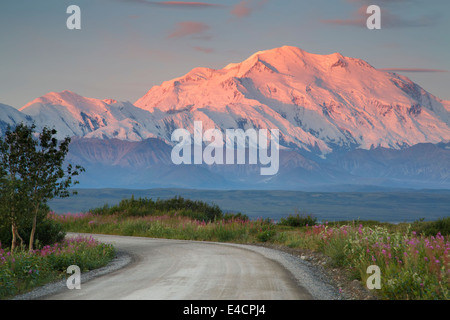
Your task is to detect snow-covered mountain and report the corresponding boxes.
[18,91,163,141]
[2,46,450,189]
[135,46,450,154]
[0,103,33,135]
[7,46,449,156]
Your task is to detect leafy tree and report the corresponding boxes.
[0,124,35,251]
[0,123,84,251]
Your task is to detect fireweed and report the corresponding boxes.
[295,223,449,299]
[0,236,115,299]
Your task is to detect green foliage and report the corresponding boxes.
[323,235,348,268]
[0,266,15,297]
[0,218,66,250]
[0,123,84,251]
[311,224,449,299]
[223,212,249,222]
[256,229,277,242]
[411,217,450,236]
[91,195,228,222]
[33,219,66,248]
[0,236,115,299]
[278,212,317,227]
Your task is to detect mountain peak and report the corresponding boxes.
[225,46,306,70]
[20,90,84,111]
[249,45,306,59]
[134,45,450,153]
[223,46,367,78]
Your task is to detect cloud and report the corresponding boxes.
[123,0,224,8]
[322,4,438,28]
[167,21,210,38]
[321,6,366,27]
[231,0,269,18]
[231,1,251,17]
[379,68,448,73]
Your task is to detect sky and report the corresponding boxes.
[1,0,449,109]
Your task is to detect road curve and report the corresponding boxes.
[20,233,340,300]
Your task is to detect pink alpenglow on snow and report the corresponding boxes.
[16,46,450,156]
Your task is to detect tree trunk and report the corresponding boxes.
[11,223,17,253]
[9,179,18,253]
[16,228,24,249]
[28,208,38,252]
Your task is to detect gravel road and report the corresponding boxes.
[14,233,340,300]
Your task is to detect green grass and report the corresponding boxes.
[50,211,269,244]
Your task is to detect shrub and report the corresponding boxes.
[278,212,317,227]
[0,218,66,250]
[257,229,277,242]
[223,212,249,222]
[412,217,450,236]
[34,219,66,248]
[91,196,224,222]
